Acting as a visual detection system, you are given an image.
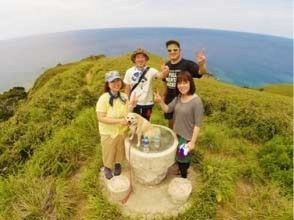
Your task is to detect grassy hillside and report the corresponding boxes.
[0,87,27,122]
[257,83,293,97]
[0,53,292,220]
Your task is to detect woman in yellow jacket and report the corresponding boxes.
[96,70,135,179]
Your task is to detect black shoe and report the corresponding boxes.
[104,167,113,179]
[114,163,121,176]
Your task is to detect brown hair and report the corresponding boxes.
[103,79,124,92]
[175,71,196,96]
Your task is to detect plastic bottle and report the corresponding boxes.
[153,134,161,149]
[142,136,150,152]
[179,143,189,156]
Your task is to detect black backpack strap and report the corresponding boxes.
[130,67,150,96]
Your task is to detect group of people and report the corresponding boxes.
[96,40,207,180]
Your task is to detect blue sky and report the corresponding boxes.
[0,0,292,40]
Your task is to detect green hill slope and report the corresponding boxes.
[258,83,293,97]
[0,87,27,122]
[0,53,292,220]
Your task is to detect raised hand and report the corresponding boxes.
[153,90,162,103]
[160,62,169,76]
[196,49,206,66]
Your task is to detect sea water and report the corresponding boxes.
[0,28,292,92]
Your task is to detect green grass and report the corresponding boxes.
[0,53,292,219]
[257,83,293,97]
[217,182,292,220]
[197,78,292,143]
[258,136,293,196]
[80,159,124,220]
[25,108,99,177]
[0,175,76,220]
[0,87,27,122]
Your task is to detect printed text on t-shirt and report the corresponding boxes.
[166,69,181,88]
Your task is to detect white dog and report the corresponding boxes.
[126,112,160,147]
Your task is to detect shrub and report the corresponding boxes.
[0,87,27,122]
[198,79,293,143]
[27,108,99,177]
[198,125,225,151]
[0,175,76,220]
[0,64,96,175]
[258,136,293,195]
[202,157,240,203]
[217,183,292,220]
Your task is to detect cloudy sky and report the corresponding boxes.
[0,0,292,40]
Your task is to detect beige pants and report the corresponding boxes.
[100,134,125,169]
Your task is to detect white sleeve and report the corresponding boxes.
[149,67,158,78]
[123,69,131,84]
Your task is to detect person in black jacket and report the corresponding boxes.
[163,40,207,128]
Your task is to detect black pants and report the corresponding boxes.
[177,162,190,178]
[133,105,153,121]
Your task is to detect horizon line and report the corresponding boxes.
[0,26,292,41]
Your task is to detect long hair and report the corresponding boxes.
[175,71,196,96]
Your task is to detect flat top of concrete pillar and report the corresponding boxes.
[168,177,192,196]
[107,175,130,192]
[126,125,177,154]
[100,163,200,219]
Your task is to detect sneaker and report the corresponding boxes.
[104,167,113,179]
[114,163,122,176]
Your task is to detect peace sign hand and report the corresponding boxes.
[196,49,206,66]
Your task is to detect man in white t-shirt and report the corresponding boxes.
[124,48,169,120]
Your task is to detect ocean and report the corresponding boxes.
[0,27,292,92]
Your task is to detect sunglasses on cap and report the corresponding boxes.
[167,48,179,53]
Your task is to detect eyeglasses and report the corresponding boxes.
[167,48,179,53]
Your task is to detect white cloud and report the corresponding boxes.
[0,0,292,40]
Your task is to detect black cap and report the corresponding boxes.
[165,40,181,48]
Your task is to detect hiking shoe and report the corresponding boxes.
[114,163,122,176]
[104,167,113,179]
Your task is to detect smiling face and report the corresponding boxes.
[134,53,147,69]
[108,78,122,93]
[175,71,196,96]
[177,80,190,95]
[167,43,181,62]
